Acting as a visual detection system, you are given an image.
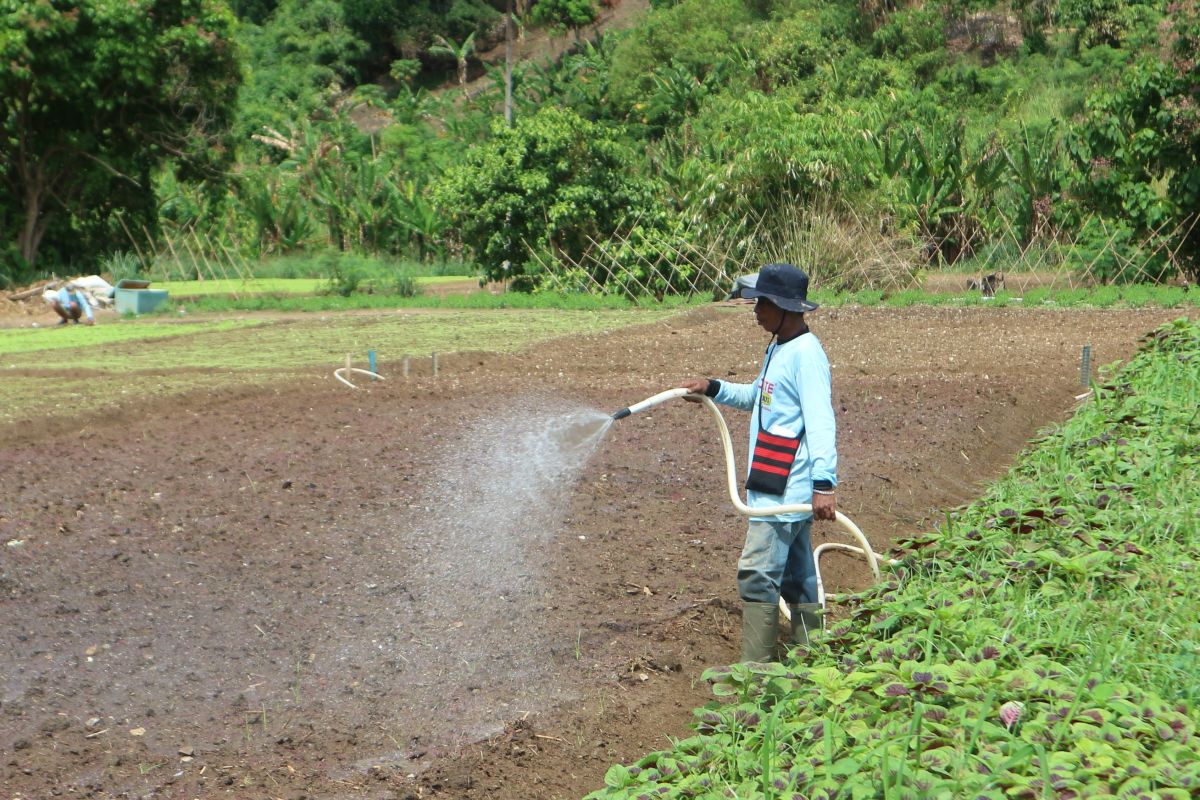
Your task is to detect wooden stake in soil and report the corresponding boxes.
[402,356,410,378]
[432,352,439,377]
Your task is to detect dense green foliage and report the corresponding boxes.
[3,0,1197,293]
[0,0,240,278]
[587,317,1200,798]
[434,107,667,289]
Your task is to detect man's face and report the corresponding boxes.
[754,297,783,333]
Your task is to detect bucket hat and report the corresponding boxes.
[730,263,818,313]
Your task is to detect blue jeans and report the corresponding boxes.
[737,519,817,605]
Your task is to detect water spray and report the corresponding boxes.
[611,388,895,608]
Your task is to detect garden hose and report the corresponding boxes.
[612,387,895,609]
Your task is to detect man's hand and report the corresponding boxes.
[679,379,710,402]
[812,492,836,521]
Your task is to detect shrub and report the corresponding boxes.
[433,108,666,289]
[607,0,754,111]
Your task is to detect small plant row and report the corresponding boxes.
[587,317,1200,800]
[160,283,1199,316]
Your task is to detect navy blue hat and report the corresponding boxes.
[732,263,818,313]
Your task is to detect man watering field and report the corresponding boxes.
[681,263,837,663]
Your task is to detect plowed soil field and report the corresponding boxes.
[0,304,1185,800]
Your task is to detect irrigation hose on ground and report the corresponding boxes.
[611,388,897,610]
[334,367,386,389]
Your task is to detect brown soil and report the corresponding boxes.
[0,304,1187,800]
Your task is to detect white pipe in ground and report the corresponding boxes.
[334,367,386,389]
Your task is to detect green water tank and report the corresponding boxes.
[114,279,169,315]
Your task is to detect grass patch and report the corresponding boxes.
[0,319,261,356]
[0,308,680,426]
[588,318,1200,799]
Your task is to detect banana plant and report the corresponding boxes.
[395,180,445,262]
[1003,121,1063,245]
[429,33,477,91]
[235,171,315,254]
[870,120,1007,264]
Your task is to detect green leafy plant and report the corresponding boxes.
[1063,2,1200,282]
[587,318,1200,800]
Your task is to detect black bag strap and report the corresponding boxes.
[754,335,806,449]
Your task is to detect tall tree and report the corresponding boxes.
[433,107,663,287]
[0,0,241,271]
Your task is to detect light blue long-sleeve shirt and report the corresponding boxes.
[56,287,93,321]
[712,332,837,521]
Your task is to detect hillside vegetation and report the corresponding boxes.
[2,0,1197,296]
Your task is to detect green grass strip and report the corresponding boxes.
[170,285,1200,313]
[153,275,472,297]
[154,278,327,296]
[0,319,260,356]
[588,317,1200,800]
[177,290,702,313]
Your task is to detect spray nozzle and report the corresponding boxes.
[609,388,691,421]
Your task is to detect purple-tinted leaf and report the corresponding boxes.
[1000,701,1024,729]
[885,684,910,696]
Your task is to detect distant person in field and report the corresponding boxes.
[680,263,837,663]
[49,283,95,326]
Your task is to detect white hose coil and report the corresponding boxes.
[626,387,896,611]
